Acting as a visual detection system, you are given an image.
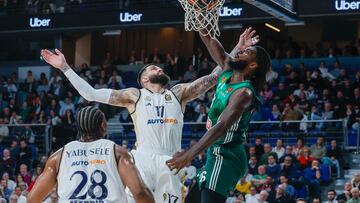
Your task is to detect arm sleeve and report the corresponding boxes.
[64,68,112,104]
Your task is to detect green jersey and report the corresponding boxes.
[206,70,261,145]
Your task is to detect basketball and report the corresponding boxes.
[187,0,221,10]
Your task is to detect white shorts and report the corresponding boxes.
[126,149,183,203]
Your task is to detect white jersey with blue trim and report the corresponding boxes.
[57,139,127,203]
[131,88,184,155]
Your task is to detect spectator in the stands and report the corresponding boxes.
[235,176,251,195]
[326,140,342,178]
[337,182,352,201]
[255,137,264,161]
[279,175,295,197]
[248,147,256,161]
[297,147,315,169]
[0,149,15,177]
[248,155,259,175]
[293,83,308,98]
[303,160,322,198]
[310,136,327,160]
[19,164,31,186]
[18,140,32,167]
[94,78,107,89]
[13,186,26,203]
[59,97,75,116]
[281,103,302,131]
[198,58,212,77]
[348,187,360,203]
[0,118,9,142]
[258,176,275,196]
[272,139,285,159]
[107,70,124,89]
[262,104,281,130]
[273,184,295,203]
[260,144,278,165]
[273,83,288,103]
[293,137,305,156]
[184,64,196,82]
[260,84,273,103]
[352,173,360,189]
[245,185,258,203]
[281,155,300,181]
[2,173,15,191]
[251,165,267,190]
[0,179,12,200]
[265,154,281,181]
[24,71,36,93]
[149,48,162,63]
[258,190,269,203]
[36,73,49,94]
[318,60,336,81]
[325,189,337,203]
[279,145,297,164]
[323,102,334,128]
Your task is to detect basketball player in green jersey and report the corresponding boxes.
[167,29,271,203]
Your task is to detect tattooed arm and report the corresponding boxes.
[171,68,220,108]
[41,49,139,111]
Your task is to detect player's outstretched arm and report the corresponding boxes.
[41,49,139,108]
[27,149,62,203]
[171,28,259,104]
[116,146,155,203]
[166,88,253,173]
[200,27,259,70]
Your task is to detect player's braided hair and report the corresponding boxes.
[251,46,272,94]
[76,106,106,138]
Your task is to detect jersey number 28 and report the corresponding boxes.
[69,170,108,200]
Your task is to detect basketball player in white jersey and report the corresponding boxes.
[27,106,154,203]
[40,27,258,203]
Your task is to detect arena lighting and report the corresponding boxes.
[102,30,121,36]
[265,23,280,32]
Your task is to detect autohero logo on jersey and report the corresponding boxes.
[147,118,178,124]
[119,11,143,22]
[335,0,360,10]
[29,17,51,28]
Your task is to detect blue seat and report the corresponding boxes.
[320,164,331,184]
[294,183,307,199]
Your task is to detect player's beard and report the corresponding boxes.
[149,73,170,86]
[228,59,249,71]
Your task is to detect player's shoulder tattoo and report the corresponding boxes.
[109,88,140,107]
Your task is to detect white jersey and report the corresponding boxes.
[131,88,184,155]
[57,139,127,203]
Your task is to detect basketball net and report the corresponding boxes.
[178,0,225,39]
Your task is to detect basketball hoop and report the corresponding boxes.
[178,0,225,39]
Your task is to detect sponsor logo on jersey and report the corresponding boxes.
[147,118,178,124]
[146,102,152,106]
[226,87,233,93]
[145,96,151,101]
[221,77,226,82]
[165,94,172,101]
[70,200,104,203]
[71,159,106,167]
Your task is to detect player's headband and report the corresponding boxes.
[137,64,155,87]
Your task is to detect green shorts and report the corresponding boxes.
[196,143,248,197]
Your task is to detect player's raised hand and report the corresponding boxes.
[41,49,67,70]
[238,27,260,51]
[166,151,192,175]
